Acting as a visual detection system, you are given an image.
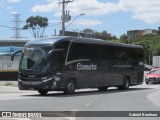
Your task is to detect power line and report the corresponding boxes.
[47,22,62,27]
[58,0,73,36]
[0,24,14,29]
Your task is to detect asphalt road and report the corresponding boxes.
[0,84,160,120]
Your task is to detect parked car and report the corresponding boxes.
[145,69,160,84]
[150,67,160,71]
[144,64,153,71]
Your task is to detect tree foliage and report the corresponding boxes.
[131,34,160,64]
[120,34,129,43]
[83,29,94,34]
[23,15,48,38]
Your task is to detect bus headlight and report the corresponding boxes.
[18,79,22,82]
[42,77,53,83]
[55,77,60,81]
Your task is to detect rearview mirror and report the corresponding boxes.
[11,50,22,61]
[47,49,63,59]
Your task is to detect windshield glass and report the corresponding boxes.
[149,70,160,74]
[20,46,52,76]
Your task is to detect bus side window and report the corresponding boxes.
[115,47,130,60]
[102,45,115,60]
[54,41,70,57]
[54,51,65,70]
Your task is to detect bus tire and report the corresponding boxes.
[118,77,130,90]
[98,87,108,91]
[38,90,48,95]
[64,80,76,94]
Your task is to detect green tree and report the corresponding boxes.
[83,29,94,34]
[120,34,129,43]
[101,30,107,35]
[23,15,48,38]
[131,34,160,64]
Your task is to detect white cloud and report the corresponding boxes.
[8,0,21,3]
[10,10,18,14]
[74,19,102,26]
[6,6,13,11]
[32,0,119,16]
[65,0,119,16]
[118,0,160,24]
[32,0,59,13]
[31,0,160,24]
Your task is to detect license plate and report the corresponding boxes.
[29,88,34,90]
[149,78,155,81]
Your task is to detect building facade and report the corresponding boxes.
[127,29,157,39]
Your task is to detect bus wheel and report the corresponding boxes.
[64,80,75,94]
[38,90,48,95]
[98,87,108,91]
[118,77,130,90]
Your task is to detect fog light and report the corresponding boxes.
[55,77,60,81]
[18,79,22,82]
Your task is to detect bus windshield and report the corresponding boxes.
[20,46,52,76]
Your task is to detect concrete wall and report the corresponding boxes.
[0,55,20,80]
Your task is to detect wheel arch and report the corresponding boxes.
[68,77,77,89]
[124,75,131,85]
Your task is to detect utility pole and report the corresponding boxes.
[12,14,22,39]
[59,0,73,36]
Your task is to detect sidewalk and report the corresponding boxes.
[0,81,18,86]
[0,81,20,93]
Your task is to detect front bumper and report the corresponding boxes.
[18,76,63,91]
[146,77,160,83]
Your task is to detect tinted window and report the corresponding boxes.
[114,46,130,60]
[54,41,70,56]
[68,43,87,61]
[101,45,115,60]
[131,48,144,60]
[68,42,116,61]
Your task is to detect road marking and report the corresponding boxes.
[94,97,98,100]
[89,100,94,103]
[85,103,90,107]
[85,99,96,107]
[0,118,31,120]
[64,117,76,120]
[147,90,160,108]
[0,93,38,101]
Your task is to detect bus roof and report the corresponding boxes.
[25,36,143,48]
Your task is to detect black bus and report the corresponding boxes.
[12,36,144,94]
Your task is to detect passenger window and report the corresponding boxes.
[53,51,65,70]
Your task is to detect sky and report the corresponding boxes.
[0,0,160,39]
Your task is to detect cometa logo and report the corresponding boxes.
[77,63,97,71]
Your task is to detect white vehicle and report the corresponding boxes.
[152,56,160,67]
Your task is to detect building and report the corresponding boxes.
[127,29,157,39]
[142,29,157,36]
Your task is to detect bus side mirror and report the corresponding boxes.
[11,50,22,61]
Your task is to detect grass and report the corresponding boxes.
[0,82,17,87]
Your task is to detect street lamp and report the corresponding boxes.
[65,13,85,29]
